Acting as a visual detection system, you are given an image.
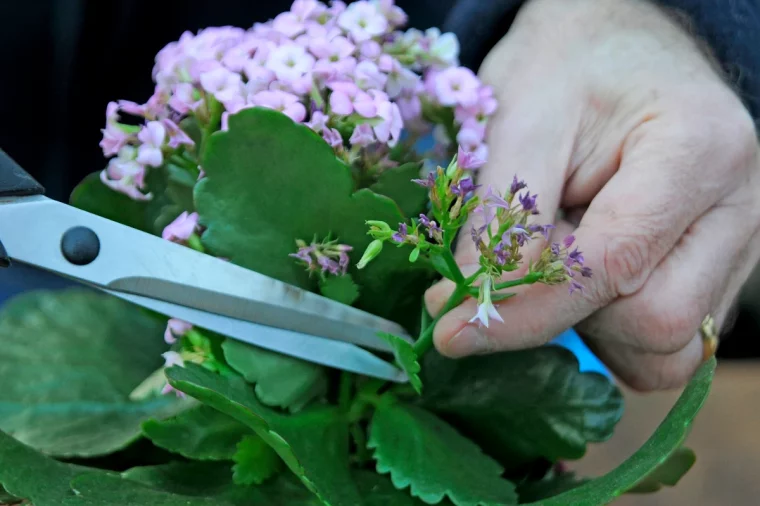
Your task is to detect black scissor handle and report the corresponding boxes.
[0,148,45,198]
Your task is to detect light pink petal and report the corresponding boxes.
[329,92,354,115]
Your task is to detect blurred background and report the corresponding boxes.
[1,1,759,504]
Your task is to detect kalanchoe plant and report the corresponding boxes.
[0,1,714,505]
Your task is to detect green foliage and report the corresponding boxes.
[369,162,428,218]
[625,447,696,494]
[0,289,188,457]
[319,275,361,305]
[166,363,363,506]
[194,107,434,325]
[523,357,715,505]
[142,405,253,460]
[378,333,422,394]
[368,401,518,506]
[221,339,328,412]
[420,347,623,468]
[516,472,588,503]
[232,435,283,486]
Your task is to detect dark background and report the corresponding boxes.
[1,0,757,359]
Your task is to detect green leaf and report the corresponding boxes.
[319,275,360,306]
[524,357,715,506]
[232,435,283,486]
[355,471,433,506]
[0,290,188,457]
[378,333,422,394]
[369,162,427,218]
[166,363,363,506]
[194,107,434,326]
[368,401,518,506]
[625,447,696,494]
[66,473,224,506]
[126,462,321,506]
[221,339,328,413]
[0,486,19,505]
[142,405,253,460]
[420,347,623,467]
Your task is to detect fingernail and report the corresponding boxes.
[445,325,489,357]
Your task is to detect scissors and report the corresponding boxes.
[0,148,411,383]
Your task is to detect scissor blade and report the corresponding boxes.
[0,196,411,352]
[105,289,408,383]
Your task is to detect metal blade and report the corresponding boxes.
[0,196,411,353]
[105,289,408,383]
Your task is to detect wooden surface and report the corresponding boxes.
[569,360,760,505]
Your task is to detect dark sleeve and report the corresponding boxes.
[443,0,760,124]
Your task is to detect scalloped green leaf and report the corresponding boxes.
[166,363,362,506]
[221,339,328,413]
[420,347,623,468]
[232,435,283,486]
[378,333,421,394]
[142,405,253,460]
[368,401,518,506]
[369,162,427,218]
[319,275,360,306]
[66,473,223,506]
[0,289,188,458]
[525,358,715,506]
[194,107,434,327]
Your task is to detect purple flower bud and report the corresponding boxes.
[581,266,593,278]
[339,252,350,273]
[411,172,436,188]
[563,235,576,248]
[569,280,584,294]
[392,223,408,243]
[419,214,441,238]
[493,241,510,265]
[528,223,555,240]
[510,175,527,195]
[289,245,315,266]
[567,247,585,266]
[470,226,484,249]
[503,224,531,247]
[451,177,480,197]
[551,243,561,256]
[518,192,539,214]
[318,255,340,275]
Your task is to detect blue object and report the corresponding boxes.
[548,328,612,379]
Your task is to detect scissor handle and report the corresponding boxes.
[0,148,45,198]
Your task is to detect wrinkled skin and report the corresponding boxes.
[426,0,760,391]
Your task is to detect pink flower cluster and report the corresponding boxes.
[98,0,497,202]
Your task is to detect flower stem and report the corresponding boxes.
[413,284,469,356]
[492,271,543,291]
[441,248,465,284]
[338,371,353,412]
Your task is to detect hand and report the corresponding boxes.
[426,0,760,391]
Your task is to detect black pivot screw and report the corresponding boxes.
[61,227,100,266]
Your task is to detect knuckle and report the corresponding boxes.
[625,355,700,392]
[601,232,652,297]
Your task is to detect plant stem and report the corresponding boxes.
[413,285,468,356]
[492,272,543,291]
[338,371,353,412]
[441,248,465,284]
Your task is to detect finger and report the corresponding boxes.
[585,333,704,392]
[578,199,756,354]
[433,118,730,357]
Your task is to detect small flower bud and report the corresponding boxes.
[357,239,384,269]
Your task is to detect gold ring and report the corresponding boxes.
[699,314,719,361]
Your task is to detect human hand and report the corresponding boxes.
[426,0,760,390]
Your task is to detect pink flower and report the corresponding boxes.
[433,66,480,107]
[308,35,355,61]
[250,90,307,122]
[164,318,192,344]
[169,83,203,114]
[337,1,388,42]
[323,127,343,148]
[425,28,460,67]
[359,40,382,59]
[457,144,486,170]
[101,147,151,201]
[349,123,375,146]
[354,60,386,90]
[312,57,357,81]
[162,211,200,244]
[272,0,323,37]
[455,86,498,122]
[379,56,419,98]
[375,0,407,27]
[371,90,402,146]
[99,102,131,157]
[266,44,315,82]
[328,81,377,117]
[136,121,166,167]
[199,67,243,107]
[456,119,486,146]
[162,119,195,149]
[396,89,421,121]
[243,65,276,95]
[306,110,329,131]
